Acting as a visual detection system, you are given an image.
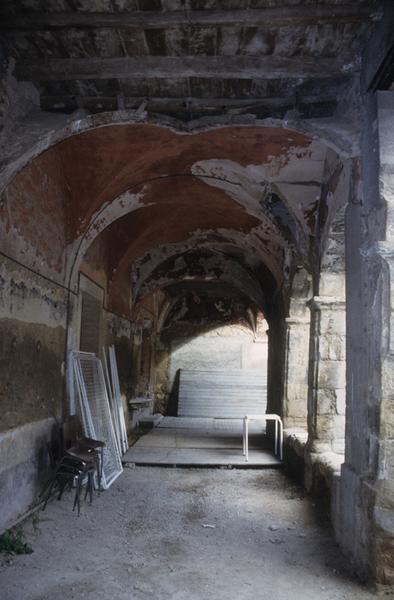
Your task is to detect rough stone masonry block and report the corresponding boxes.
[386,205,394,241]
[379,439,394,484]
[332,435,345,455]
[284,386,308,416]
[314,414,335,441]
[286,358,309,382]
[380,170,394,199]
[333,414,345,440]
[380,397,394,439]
[374,505,394,585]
[319,274,346,298]
[288,326,310,347]
[317,360,346,389]
[335,388,346,416]
[319,310,346,336]
[316,388,337,415]
[287,344,309,368]
[319,334,346,361]
[286,383,309,403]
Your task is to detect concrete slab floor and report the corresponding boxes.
[0,467,383,600]
[124,446,281,467]
[124,416,279,467]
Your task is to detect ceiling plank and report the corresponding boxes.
[0,5,381,31]
[40,94,337,112]
[15,55,358,82]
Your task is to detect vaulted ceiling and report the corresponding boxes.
[0,1,379,320]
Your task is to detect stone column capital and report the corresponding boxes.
[285,316,310,326]
[308,296,346,311]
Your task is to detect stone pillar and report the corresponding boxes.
[335,90,394,583]
[307,296,346,454]
[338,242,394,584]
[369,93,394,583]
[283,316,310,429]
[369,243,394,583]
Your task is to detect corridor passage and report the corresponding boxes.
[0,468,377,600]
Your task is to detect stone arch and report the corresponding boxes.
[66,171,302,294]
[0,114,353,468]
[1,120,337,300]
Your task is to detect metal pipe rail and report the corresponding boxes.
[242,414,283,462]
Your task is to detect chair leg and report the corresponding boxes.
[57,477,69,501]
[72,486,78,512]
[77,476,82,516]
[89,472,93,505]
[57,481,64,500]
[83,473,93,505]
[84,475,90,502]
[42,477,57,511]
[245,418,249,462]
[40,476,55,499]
[72,475,82,515]
[100,448,104,489]
[96,453,101,492]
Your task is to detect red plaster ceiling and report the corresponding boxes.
[87,176,260,272]
[52,123,312,239]
[3,122,335,314]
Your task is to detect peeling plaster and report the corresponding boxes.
[129,230,282,307]
[137,249,266,310]
[0,111,357,197]
[0,259,67,328]
[66,187,148,288]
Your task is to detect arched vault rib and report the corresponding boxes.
[69,172,309,291]
[0,120,349,302]
[106,227,284,316]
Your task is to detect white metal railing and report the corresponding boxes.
[242,414,283,462]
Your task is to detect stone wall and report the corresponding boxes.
[167,324,267,390]
[0,418,57,534]
[0,192,136,529]
[0,254,68,532]
[0,256,67,433]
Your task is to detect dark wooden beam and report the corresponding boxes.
[0,5,381,31]
[40,94,337,113]
[15,55,358,82]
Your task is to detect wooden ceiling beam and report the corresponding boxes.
[40,94,337,112]
[15,55,358,82]
[0,5,381,31]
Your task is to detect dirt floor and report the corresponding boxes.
[0,467,388,600]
